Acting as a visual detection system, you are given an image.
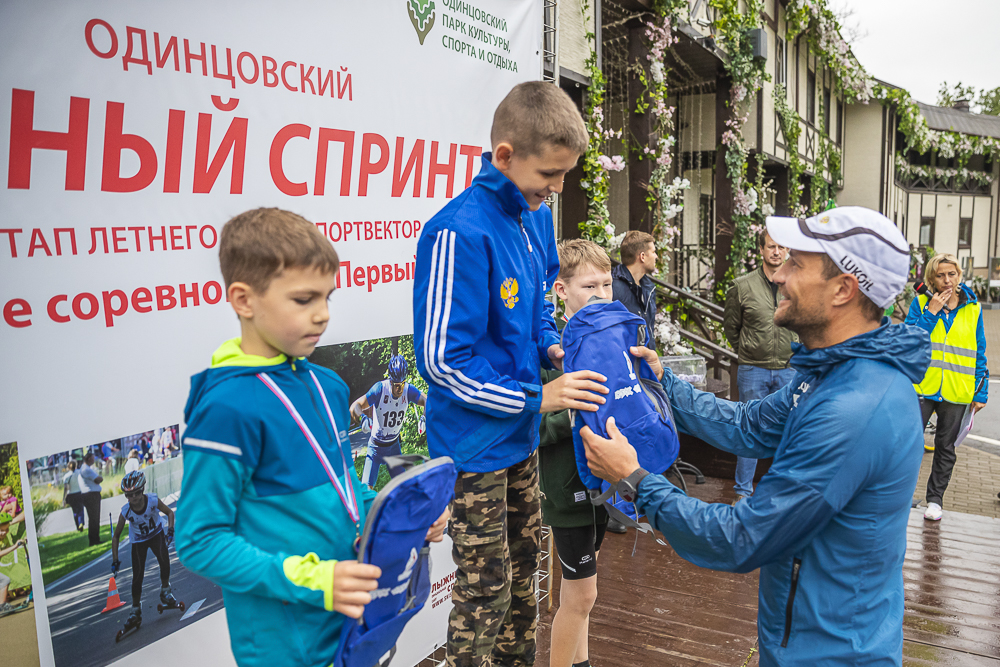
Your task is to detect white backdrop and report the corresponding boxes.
[0,1,541,664]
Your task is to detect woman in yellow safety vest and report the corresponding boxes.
[905,253,988,522]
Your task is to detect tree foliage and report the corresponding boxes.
[937,80,1000,116]
[0,443,24,508]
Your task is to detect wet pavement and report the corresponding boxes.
[903,510,1000,665]
[535,474,1000,666]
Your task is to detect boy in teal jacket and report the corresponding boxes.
[177,208,447,667]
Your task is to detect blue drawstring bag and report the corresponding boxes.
[334,456,456,667]
[561,300,680,535]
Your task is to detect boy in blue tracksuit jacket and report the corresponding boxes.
[413,82,607,667]
[177,208,447,667]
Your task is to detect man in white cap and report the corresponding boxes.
[581,207,931,666]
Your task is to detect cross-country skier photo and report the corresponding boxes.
[349,354,426,489]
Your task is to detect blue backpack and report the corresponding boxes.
[334,456,457,667]
[562,300,680,537]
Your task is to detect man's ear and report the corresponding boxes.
[228,282,254,319]
[831,274,860,308]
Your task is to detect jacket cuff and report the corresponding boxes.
[283,553,338,611]
[635,471,682,513]
[522,382,543,413]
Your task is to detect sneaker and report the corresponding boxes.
[606,517,627,534]
[924,502,942,521]
[732,494,749,506]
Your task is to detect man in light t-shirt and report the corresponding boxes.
[62,461,85,531]
[78,451,104,546]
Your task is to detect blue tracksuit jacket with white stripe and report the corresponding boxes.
[413,153,560,473]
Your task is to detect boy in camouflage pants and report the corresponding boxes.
[413,82,607,666]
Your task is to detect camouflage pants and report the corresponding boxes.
[446,451,541,667]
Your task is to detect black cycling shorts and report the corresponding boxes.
[552,522,607,581]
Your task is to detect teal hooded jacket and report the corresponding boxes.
[176,339,376,667]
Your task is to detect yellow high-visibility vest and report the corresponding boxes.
[913,294,980,404]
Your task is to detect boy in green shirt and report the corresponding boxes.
[539,240,613,667]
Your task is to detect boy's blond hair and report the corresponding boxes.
[219,208,339,293]
[491,82,588,157]
[619,230,655,266]
[557,239,612,282]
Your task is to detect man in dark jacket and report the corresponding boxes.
[608,230,659,532]
[724,232,797,503]
[612,231,658,337]
[582,207,931,666]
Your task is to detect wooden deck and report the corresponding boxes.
[536,477,1000,667]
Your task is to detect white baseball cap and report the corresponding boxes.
[765,207,910,309]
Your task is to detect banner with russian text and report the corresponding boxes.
[0,1,541,665]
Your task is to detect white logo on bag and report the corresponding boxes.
[574,491,586,503]
[614,383,643,401]
[370,547,419,599]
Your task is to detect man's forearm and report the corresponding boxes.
[661,370,787,458]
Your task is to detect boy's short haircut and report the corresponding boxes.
[619,231,655,266]
[557,239,612,282]
[219,207,339,293]
[491,81,588,157]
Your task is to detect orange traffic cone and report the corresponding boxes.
[101,576,128,613]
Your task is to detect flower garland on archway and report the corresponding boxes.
[577,0,688,267]
[706,0,769,301]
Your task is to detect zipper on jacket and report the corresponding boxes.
[781,557,802,648]
[517,212,533,253]
[517,212,542,364]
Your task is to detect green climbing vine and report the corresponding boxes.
[578,0,616,247]
[707,0,769,301]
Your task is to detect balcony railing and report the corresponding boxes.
[647,274,739,400]
[895,173,992,195]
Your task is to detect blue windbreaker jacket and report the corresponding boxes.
[904,283,989,403]
[176,339,376,667]
[636,321,931,666]
[413,153,560,473]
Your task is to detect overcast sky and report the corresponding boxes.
[839,0,999,106]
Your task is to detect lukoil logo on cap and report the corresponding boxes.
[839,254,874,291]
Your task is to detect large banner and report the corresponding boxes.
[0,1,541,665]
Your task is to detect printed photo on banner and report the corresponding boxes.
[311,334,428,492]
[0,441,40,666]
[28,427,224,667]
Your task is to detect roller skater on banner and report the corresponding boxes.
[349,355,426,489]
[111,471,183,642]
